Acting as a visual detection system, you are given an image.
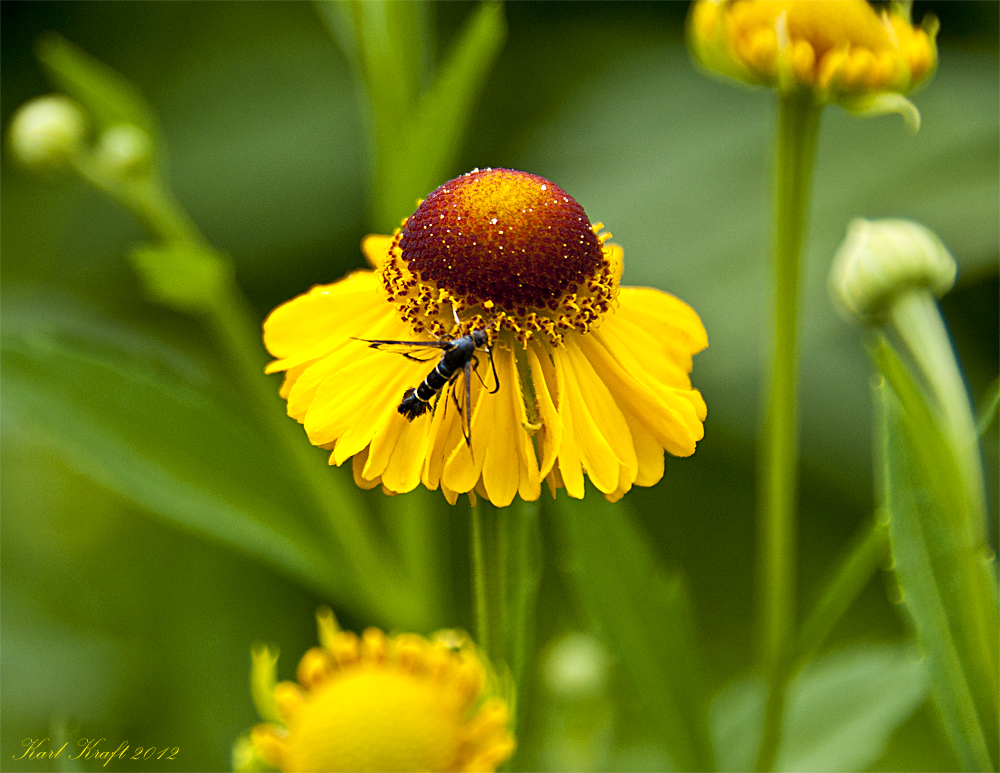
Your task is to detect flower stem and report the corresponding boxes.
[471,498,497,661]
[889,290,988,538]
[755,92,821,771]
[470,497,541,727]
[757,93,822,669]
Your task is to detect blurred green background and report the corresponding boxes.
[2,2,997,771]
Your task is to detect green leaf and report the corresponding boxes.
[711,643,929,772]
[321,0,506,230]
[35,32,158,137]
[375,1,507,229]
[0,295,355,605]
[553,494,713,772]
[874,338,999,771]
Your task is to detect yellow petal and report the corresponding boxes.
[442,374,490,495]
[361,234,394,269]
[581,328,701,457]
[481,347,539,506]
[263,271,384,367]
[527,341,563,481]
[555,339,637,496]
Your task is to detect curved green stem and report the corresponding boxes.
[71,154,411,622]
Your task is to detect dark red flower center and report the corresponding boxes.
[398,169,604,313]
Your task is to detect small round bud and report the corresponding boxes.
[830,218,956,324]
[543,633,609,700]
[8,94,88,169]
[95,124,154,178]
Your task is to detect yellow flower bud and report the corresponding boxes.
[8,94,88,169]
[688,1,938,110]
[829,218,956,324]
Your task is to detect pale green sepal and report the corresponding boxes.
[232,733,277,773]
[250,645,282,724]
[842,92,922,133]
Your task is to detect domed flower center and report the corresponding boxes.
[380,169,621,344]
[400,168,604,312]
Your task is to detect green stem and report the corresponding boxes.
[471,497,506,668]
[469,497,540,731]
[791,517,890,670]
[755,92,821,772]
[889,291,987,539]
[757,93,822,669]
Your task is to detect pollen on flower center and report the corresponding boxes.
[380,169,621,344]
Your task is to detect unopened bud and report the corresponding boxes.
[8,94,88,168]
[543,633,609,699]
[95,124,154,178]
[830,218,956,324]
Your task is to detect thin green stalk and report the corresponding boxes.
[755,92,821,772]
[757,93,822,669]
[469,496,540,733]
[471,499,496,660]
[890,291,988,538]
[791,517,890,670]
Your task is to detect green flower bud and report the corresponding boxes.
[8,94,88,169]
[830,218,956,324]
[95,124,154,178]
[543,632,609,699]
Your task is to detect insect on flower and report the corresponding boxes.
[357,326,499,447]
[263,168,708,505]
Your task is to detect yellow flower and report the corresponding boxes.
[246,609,514,773]
[688,0,938,110]
[263,168,707,505]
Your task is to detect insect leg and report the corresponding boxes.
[486,346,500,394]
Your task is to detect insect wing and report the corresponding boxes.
[355,337,451,363]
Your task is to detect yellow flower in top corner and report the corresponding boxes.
[688,0,938,117]
[244,610,514,773]
[263,168,707,506]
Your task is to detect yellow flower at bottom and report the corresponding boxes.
[264,168,707,505]
[247,610,514,773]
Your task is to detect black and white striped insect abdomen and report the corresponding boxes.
[356,329,497,447]
[396,330,489,419]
